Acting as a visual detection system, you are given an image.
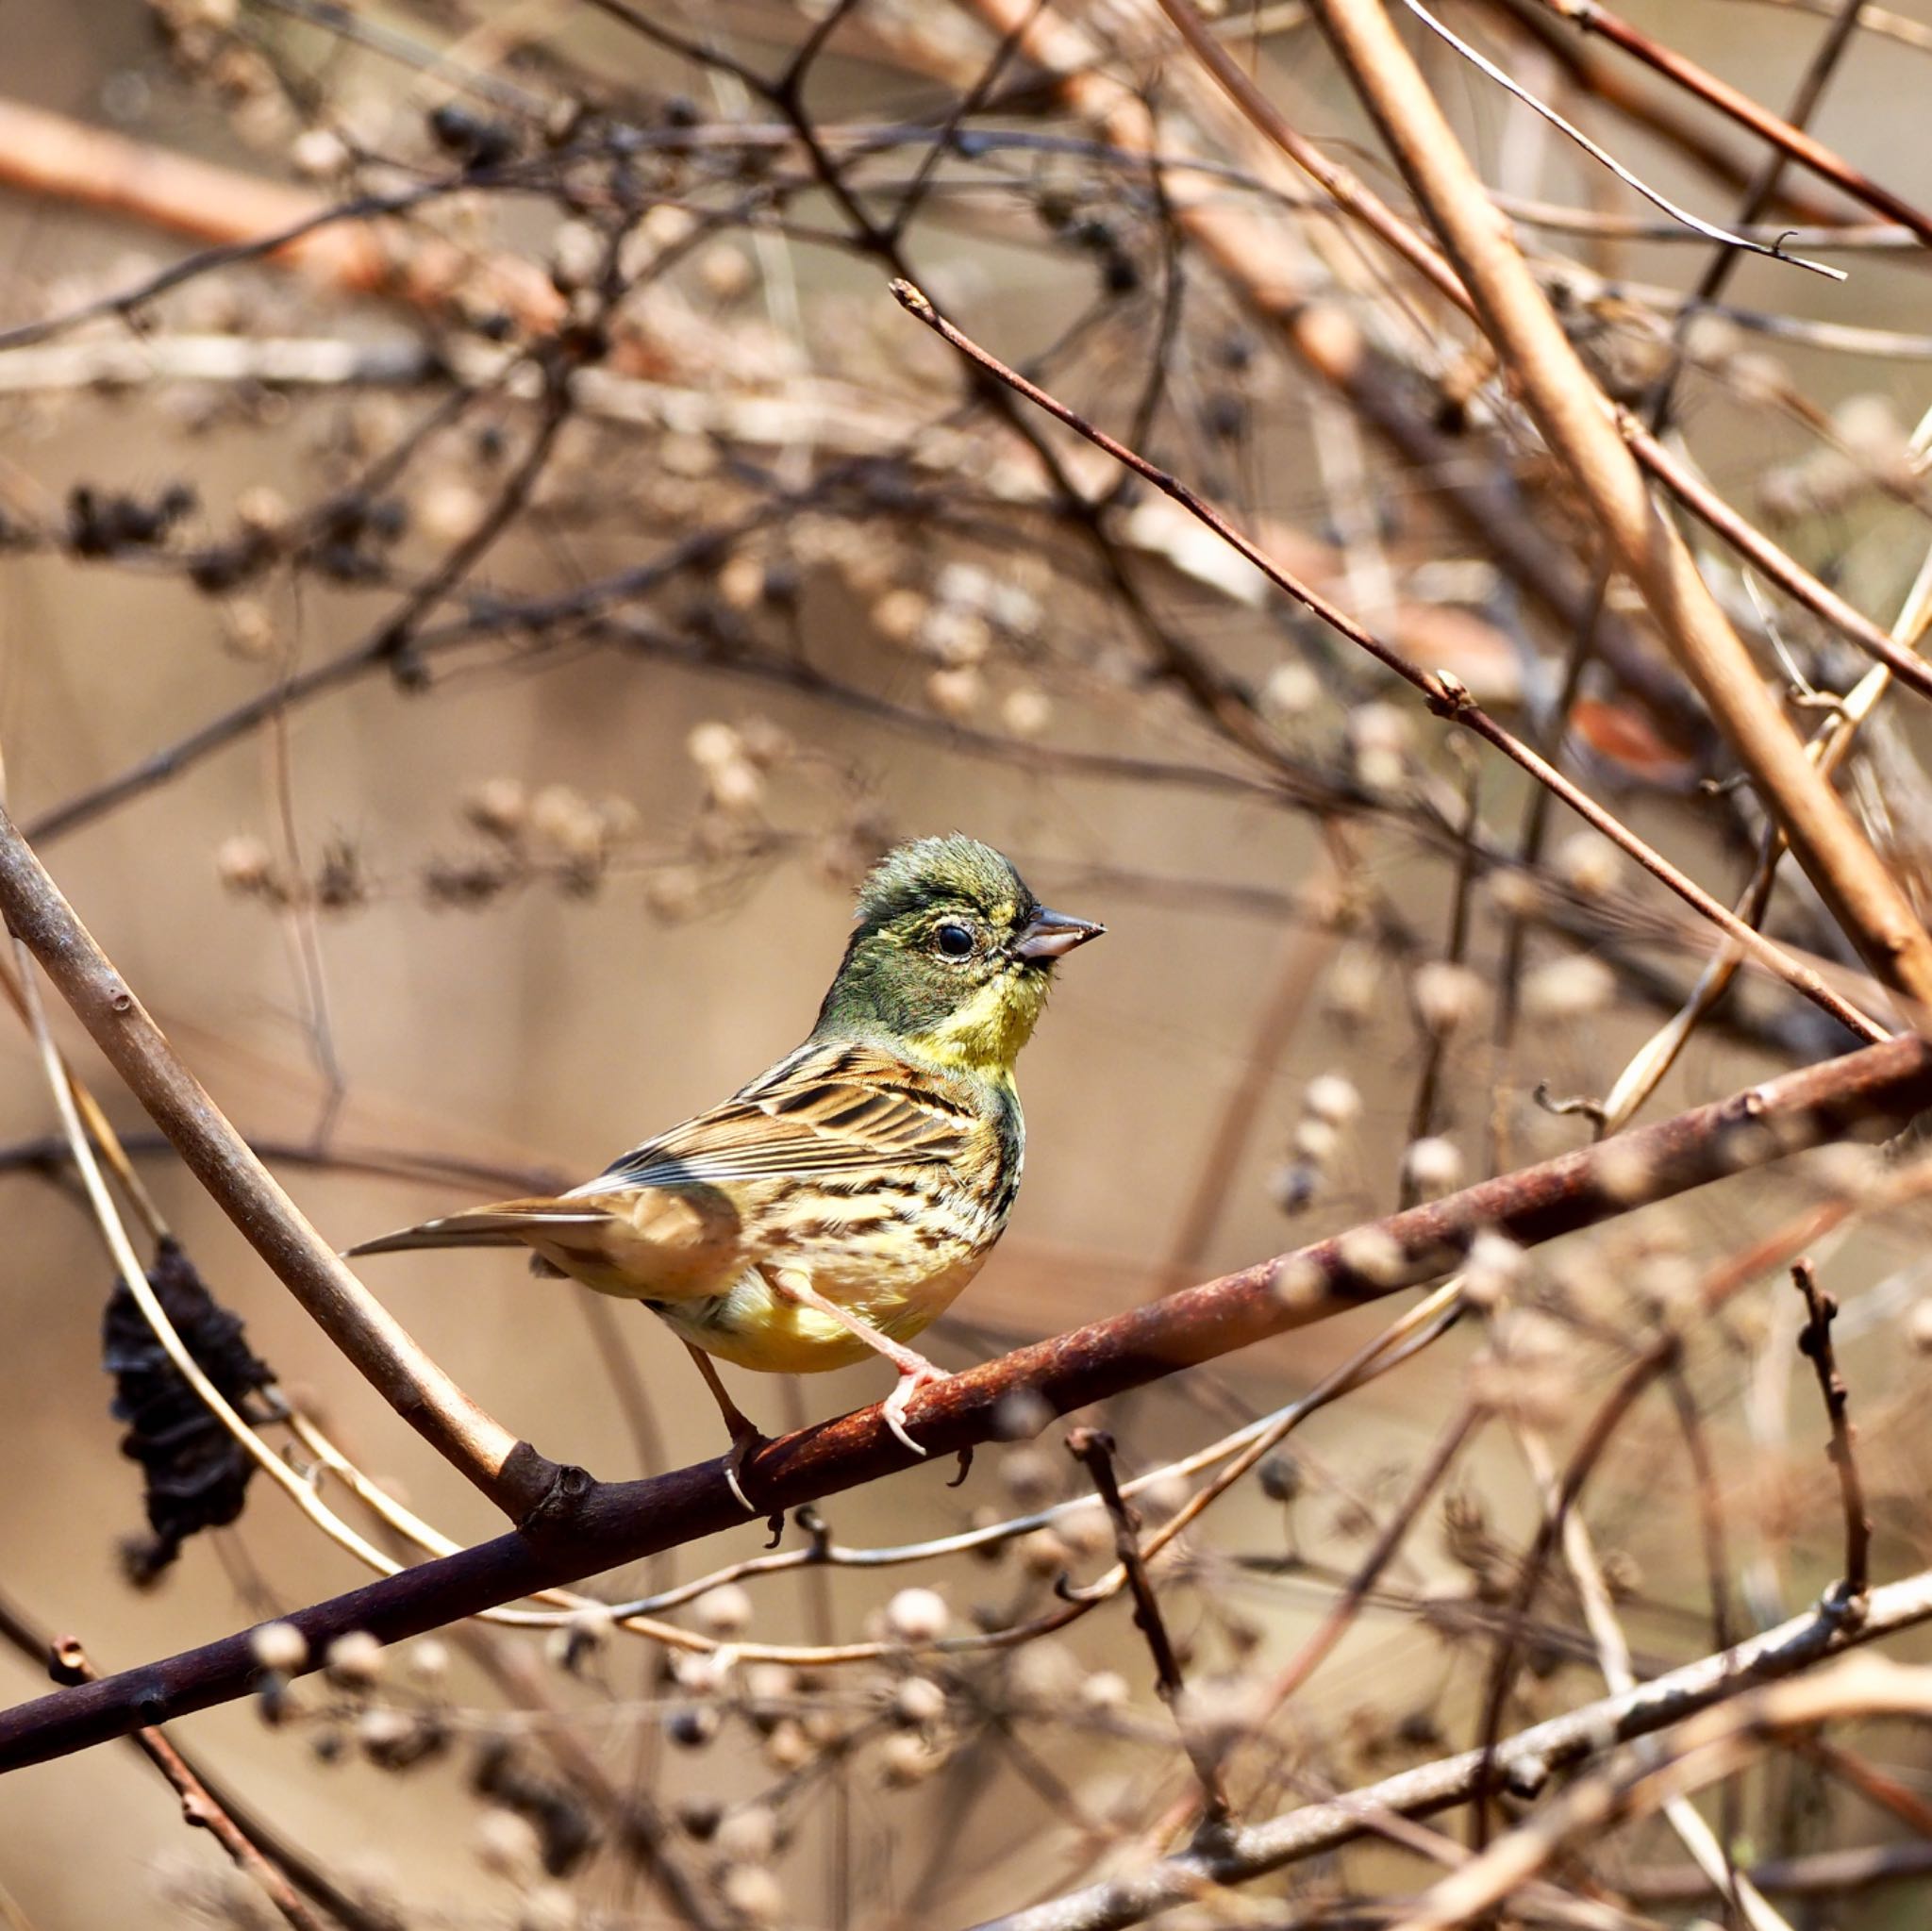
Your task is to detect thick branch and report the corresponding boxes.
[2,1030,1928,1773]
[0,803,561,1519]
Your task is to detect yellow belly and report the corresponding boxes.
[532,1235,998,1374]
[672,1240,995,1373]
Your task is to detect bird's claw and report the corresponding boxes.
[724,1426,772,1515]
[884,1362,951,1457]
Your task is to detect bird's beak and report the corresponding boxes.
[1013,907,1106,962]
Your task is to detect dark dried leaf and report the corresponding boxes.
[101,1236,275,1584]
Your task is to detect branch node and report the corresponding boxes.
[510,1455,599,1540]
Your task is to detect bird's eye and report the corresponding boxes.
[935,923,974,958]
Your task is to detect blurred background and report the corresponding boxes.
[4,0,1932,1924]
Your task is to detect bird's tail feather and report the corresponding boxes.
[346,1201,608,1258]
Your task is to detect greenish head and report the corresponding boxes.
[813,835,1104,1074]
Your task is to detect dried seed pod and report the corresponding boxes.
[883,1588,949,1644]
[250,1622,307,1674]
[325,1630,385,1686]
[693,1583,753,1638]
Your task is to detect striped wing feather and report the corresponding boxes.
[347,1042,979,1294]
[575,1040,974,1194]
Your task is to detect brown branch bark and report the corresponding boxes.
[1153,0,1932,709]
[0,802,563,1521]
[1791,1257,1873,1601]
[1308,0,1932,1015]
[1,1028,1927,1774]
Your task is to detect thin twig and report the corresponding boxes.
[1535,0,1932,244]
[1402,0,1843,276]
[890,277,1889,1043]
[1791,1257,1873,1603]
[46,1640,325,1931]
[1067,1428,1230,1824]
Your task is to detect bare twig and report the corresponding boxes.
[1404,0,1843,276]
[1391,1657,1932,1931]
[1531,0,1932,244]
[46,1640,325,1931]
[1067,1428,1229,1823]
[1791,1257,1873,1602]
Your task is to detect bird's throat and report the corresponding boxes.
[900,969,1046,1077]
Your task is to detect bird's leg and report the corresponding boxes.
[770,1268,949,1457]
[683,1341,767,1513]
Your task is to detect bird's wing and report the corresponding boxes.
[574,1040,977,1195]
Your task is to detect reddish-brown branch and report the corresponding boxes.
[1,1029,1928,1773]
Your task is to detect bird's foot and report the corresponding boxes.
[722,1423,772,1516]
[882,1357,951,1457]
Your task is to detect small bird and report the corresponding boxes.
[350,836,1103,1502]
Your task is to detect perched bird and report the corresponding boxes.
[350,836,1103,1502]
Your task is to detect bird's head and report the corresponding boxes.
[815,835,1104,1076]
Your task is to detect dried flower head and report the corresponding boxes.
[1522,953,1616,1023]
[1410,961,1484,1038]
[1303,1073,1362,1127]
[692,1583,753,1639]
[883,1588,950,1644]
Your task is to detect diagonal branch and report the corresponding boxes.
[1,1028,1928,1773]
[889,279,1886,1044]
[0,802,563,1521]
[1530,0,1932,245]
